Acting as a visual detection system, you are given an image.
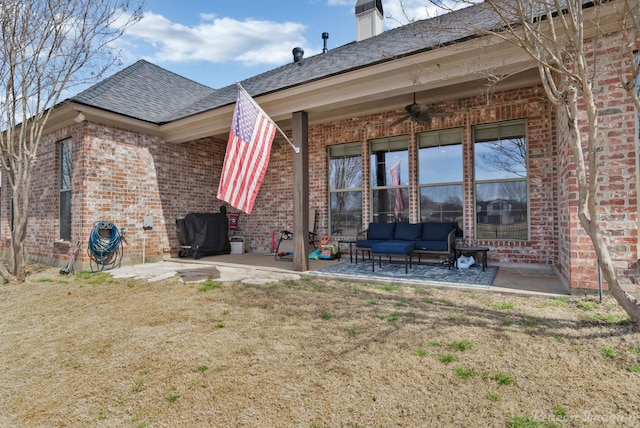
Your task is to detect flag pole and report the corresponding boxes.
[236,82,300,154]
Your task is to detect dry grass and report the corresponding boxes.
[1,265,639,427]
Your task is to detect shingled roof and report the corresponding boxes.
[72,2,501,124]
[71,60,215,123]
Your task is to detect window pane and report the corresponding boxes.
[329,156,362,190]
[330,191,362,235]
[475,137,527,181]
[60,191,71,241]
[369,137,408,186]
[328,143,363,235]
[473,120,528,240]
[60,139,72,191]
[418,144,462,184]
[59,139,72,240]
[370,154,408,186]
[371,188,409,223]
[475,181,528,239]
[420,185,463,224]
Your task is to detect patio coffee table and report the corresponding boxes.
[371,242,414,274]
[456,246,490,271]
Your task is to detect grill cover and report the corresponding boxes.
[180,212,231,258]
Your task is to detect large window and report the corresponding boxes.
[418,129,463,228]
[474,120,528,240]
[370,136,408,223]
[328,143,362,235]
[59,138,72,241]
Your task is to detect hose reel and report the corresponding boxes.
[87,221,125,271]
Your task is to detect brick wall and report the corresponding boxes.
[3,124,83,266]
[80,124,229,267]
[556,32,639,291]
[1,121,228,269]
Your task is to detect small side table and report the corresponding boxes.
[456,246,490,272]
[338,239,357,263]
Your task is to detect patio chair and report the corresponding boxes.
[275,208,317,261]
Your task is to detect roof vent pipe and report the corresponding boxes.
[292,47,304,64]
[322,32,329,53]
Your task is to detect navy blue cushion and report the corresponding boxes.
[421,222,455,241]
[356,239,385,249]
[367,222,396,240]
[394,222,423,241]
[372,241,414,254]
[414,240,449,251]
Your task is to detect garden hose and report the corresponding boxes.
[87,221,124,271]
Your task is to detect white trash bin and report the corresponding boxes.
[230,237,244,255]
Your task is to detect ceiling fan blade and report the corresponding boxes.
[413,114,432,126]
[389,115,411,127]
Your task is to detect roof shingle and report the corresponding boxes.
[72,60,216,123]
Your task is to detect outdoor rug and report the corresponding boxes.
[310,260,498,288]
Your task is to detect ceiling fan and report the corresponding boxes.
[389,93,450,127]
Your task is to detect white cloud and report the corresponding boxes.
[199,13,217,21]
[383,0,448,29]
[116,1,468,70]
[122,11,308,66]
[325,0,453,29]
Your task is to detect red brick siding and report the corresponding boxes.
[556,31,639,291]
[1,122,228,268]
[12,125,78,264]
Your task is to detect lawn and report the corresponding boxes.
[1,265,639,427]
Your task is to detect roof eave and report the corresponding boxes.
[45,102,163,137]
[161,34,538,143]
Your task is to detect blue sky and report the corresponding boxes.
[112,0,437,89]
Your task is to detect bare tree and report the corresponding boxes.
[477,137,527,178]
[0,0,143,282]
[433,0,640,324]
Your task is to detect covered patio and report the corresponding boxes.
[171,251,570,296]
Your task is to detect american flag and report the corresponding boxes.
[389,161,404,218]
[217,87,277,214]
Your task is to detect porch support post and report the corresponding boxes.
[292,110,310,271]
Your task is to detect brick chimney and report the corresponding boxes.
[355,0,383,41]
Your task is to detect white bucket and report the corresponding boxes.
[230,238,244,255]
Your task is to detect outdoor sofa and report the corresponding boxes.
[355,221,458,269]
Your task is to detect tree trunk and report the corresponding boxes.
[11,238,25,282]
[456,0,640,326]
[599,260,640,325]
[586,222,640,325]
[9,178,30,282]
[564,83,640,327]
[0,262,14,283]
[0,0,143,284]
